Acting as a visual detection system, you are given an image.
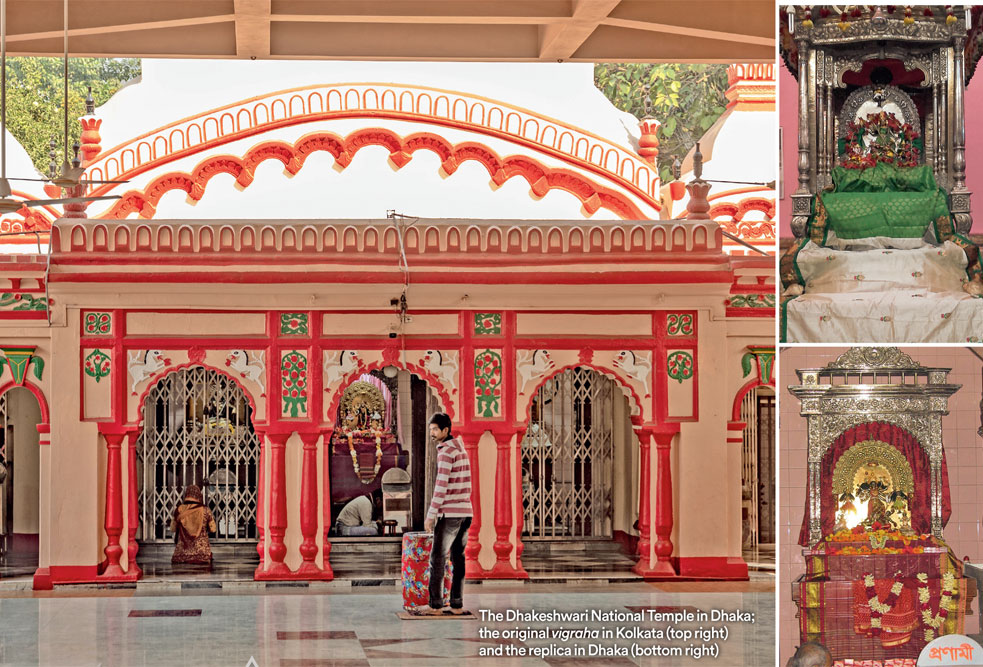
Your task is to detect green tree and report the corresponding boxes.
[3,57,141,174]
[594,63,729,182]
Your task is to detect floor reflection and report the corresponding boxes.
[0,582,775,666]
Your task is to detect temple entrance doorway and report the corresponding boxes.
[741,386,775,551]
[0,387,41,576]
[520,367,638,573]
[137,367,261,569]
[328,369,442,540]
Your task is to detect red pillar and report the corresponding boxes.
[125,430,142,578]
[296,432,330,579]
[634,429,652,563]
[485,430,527,578]
[98,427,134,580]
[633,426,678,578]
[322,427,333,578]
[254,428,267,575]
[256,432,291,578]
[513,428,525,572]
[461,431,483,577]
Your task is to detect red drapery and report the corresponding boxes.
[798,421,952,546]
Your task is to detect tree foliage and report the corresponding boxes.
[3,57,141,174]
[594,63,729,182]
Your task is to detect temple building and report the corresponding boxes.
[0,60,775,588]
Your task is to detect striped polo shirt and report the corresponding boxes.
[426,436,473,520]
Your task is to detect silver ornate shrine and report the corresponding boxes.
[783,5,974,236]
[788,347,960,544]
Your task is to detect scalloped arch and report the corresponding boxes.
[519,362,645,425]
[96,128,645,221]
[132,362,261,430]
[324,359,456,425]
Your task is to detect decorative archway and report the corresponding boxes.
[520,362,645,424]
[328,366,444,535]
[516,363,644,577]
[734,383,775,548]
[325,357,455,426]
[0,385,43,576]
[136,365,262,552]
[0,380,50,426]
[520,366,631,540]
[83,82,661,211]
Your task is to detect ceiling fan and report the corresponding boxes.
[0,0,123,214]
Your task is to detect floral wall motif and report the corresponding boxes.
[281,350,309,418]
[83,312,112,335]
[84,349,111,383]
[473,349,503,419]
[474,313,502,336]
[280,313,309,335]
[667,351,694,384]
[667,313,694,336]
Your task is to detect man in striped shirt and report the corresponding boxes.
[422,412,473,615]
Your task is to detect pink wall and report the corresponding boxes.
[780,346,983,664]
[779,65,983,237]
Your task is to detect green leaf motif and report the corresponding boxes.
[728,294,776,309]
[280,313,309,336]
[741,353,753,379]
[32,357,44,381]
[0,293,47,311]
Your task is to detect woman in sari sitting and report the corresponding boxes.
[170,485,217,564]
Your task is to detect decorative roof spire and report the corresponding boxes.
[637,117,660,166]
[683,142,711,221]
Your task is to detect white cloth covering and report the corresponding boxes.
[785,241,983,343]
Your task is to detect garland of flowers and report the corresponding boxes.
[842,111,920,169]
[824,525,932,555]
[863,571,904,634]
[917,572,957,642]
[347,430,383,484]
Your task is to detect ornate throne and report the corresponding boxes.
[780,6,983,342]
[788,347,976,659]
[329,379,408,514]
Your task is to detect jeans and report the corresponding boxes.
[428,516,471,609]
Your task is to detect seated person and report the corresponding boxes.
[170,484,217,564]
[785,641,832,667]
[335,488,383,536]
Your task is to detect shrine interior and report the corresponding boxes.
[780,346,983,664]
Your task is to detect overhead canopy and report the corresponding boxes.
[4,0,774,62]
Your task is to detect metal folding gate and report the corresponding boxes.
[741,388,775,548]
[138,367,260,543]
[521,367,614,538]
[0,392,8,538]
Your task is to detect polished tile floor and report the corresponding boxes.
[0,581,775,666]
